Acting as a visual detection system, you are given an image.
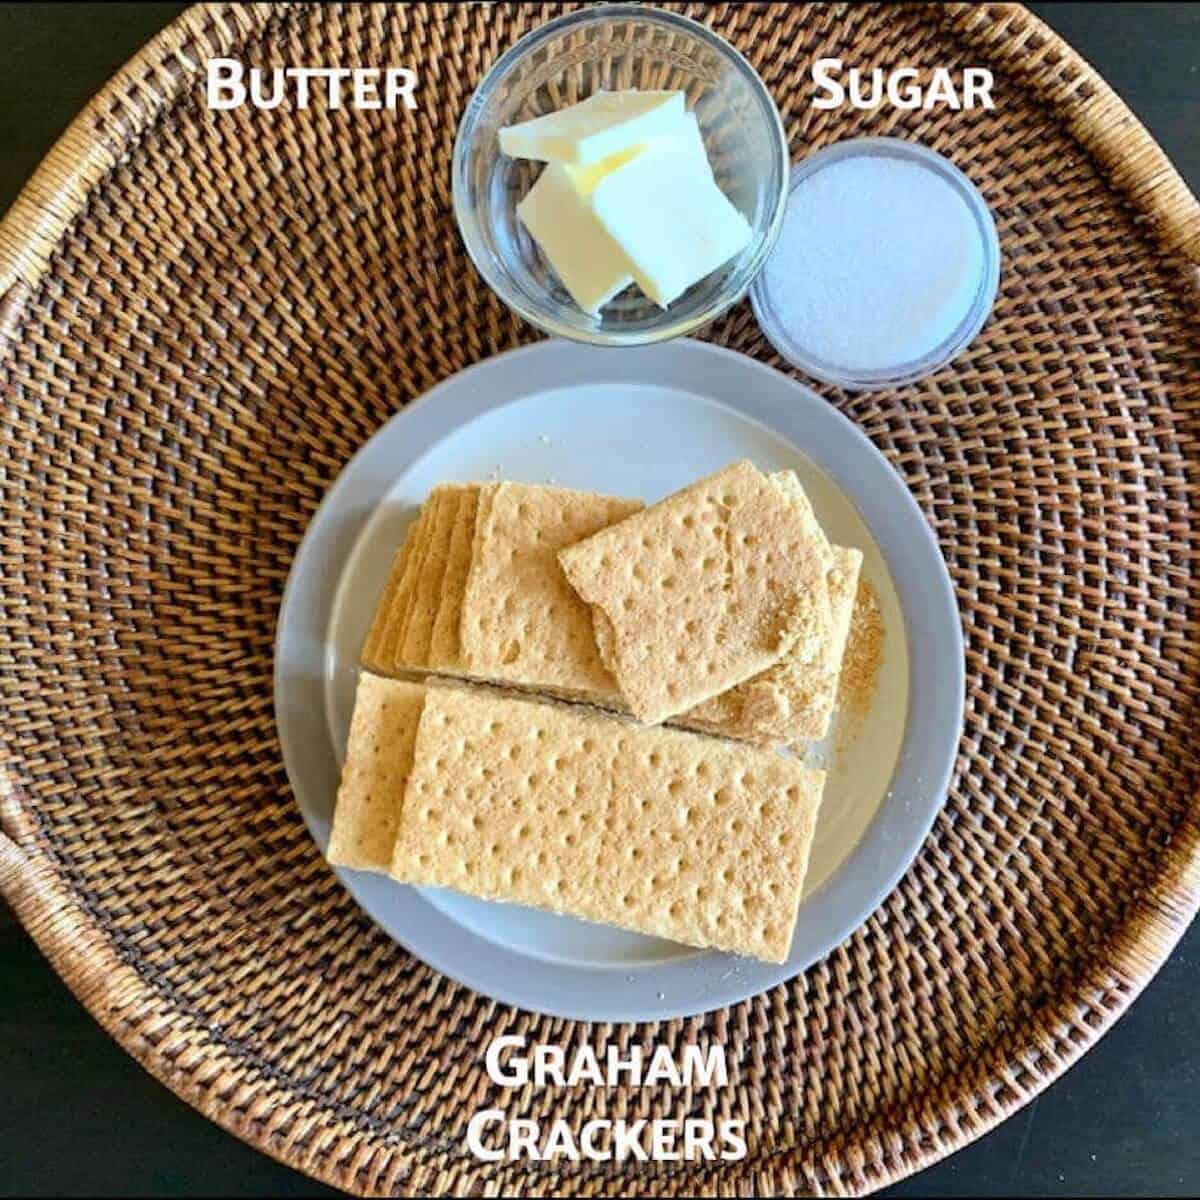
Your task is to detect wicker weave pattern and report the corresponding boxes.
[1,3,1198,1195]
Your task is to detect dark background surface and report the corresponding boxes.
[0,4,1197,1197]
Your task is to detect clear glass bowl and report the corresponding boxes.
[751,137,1001,391]
[452,4,789,346]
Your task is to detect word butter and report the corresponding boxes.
[206,59,418,110]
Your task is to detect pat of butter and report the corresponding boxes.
[500,90,686,166]
[517,153,637,316]
[591,114,752,307]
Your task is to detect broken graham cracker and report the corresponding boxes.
[459,481,642,698]
[558,461,833,724]
[767,469,834,569]
[835,576,885,746]
[327,674,426,872]
[681,471,851,746]
[683,545,863,747]
[389,686,825,962]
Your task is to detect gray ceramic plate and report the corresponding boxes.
[274,338,963,1021]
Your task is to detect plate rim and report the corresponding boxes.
[274,337,964,1022]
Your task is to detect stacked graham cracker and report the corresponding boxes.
[331,461,865,963]
[361,465,863,747]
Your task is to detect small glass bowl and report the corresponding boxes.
[452,4,789,346]
[751,137,1001,391]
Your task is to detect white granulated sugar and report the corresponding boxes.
[764,155,984,371]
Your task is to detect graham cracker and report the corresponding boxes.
[683,546,863,747]
[559,461,833,724]
[372,503,434,668]
[377,485,467,669]
[459,482,642,698]
[470,482,498,553]
[327,674,426,872]
[767,469,834,568]
[427,487,482,669]
[361,518,421,668]
[389,686,825,963]
[400,486,469,666]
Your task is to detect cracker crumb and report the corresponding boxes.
[834,579,884,748]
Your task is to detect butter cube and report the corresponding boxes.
[517,159,635,315]
[591,115,752,307]
[500,90,686,166]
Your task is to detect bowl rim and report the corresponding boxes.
[450,2,791,347]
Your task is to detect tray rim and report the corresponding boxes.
[0,3,1198,1196]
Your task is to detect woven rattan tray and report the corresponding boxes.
[1,3,1197,1195]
